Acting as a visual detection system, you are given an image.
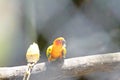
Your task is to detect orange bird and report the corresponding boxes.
[46,37,67,61]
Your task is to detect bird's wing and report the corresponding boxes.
[46,45,53,58]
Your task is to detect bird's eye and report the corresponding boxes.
[57,40,61,43]
[58,40,61,42]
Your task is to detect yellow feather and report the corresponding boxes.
[46,45,52,58]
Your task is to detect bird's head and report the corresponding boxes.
[53,37,66,47]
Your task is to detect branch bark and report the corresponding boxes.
[1,52,120,79]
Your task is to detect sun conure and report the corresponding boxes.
[46,37,67,61]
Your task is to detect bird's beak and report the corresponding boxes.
[62,40,66,47]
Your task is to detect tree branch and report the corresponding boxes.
[1,52,120,79]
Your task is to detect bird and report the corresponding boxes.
[46,37,67,62]
[23,42,40,80]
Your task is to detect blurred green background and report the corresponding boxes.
[1,0,120,80]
